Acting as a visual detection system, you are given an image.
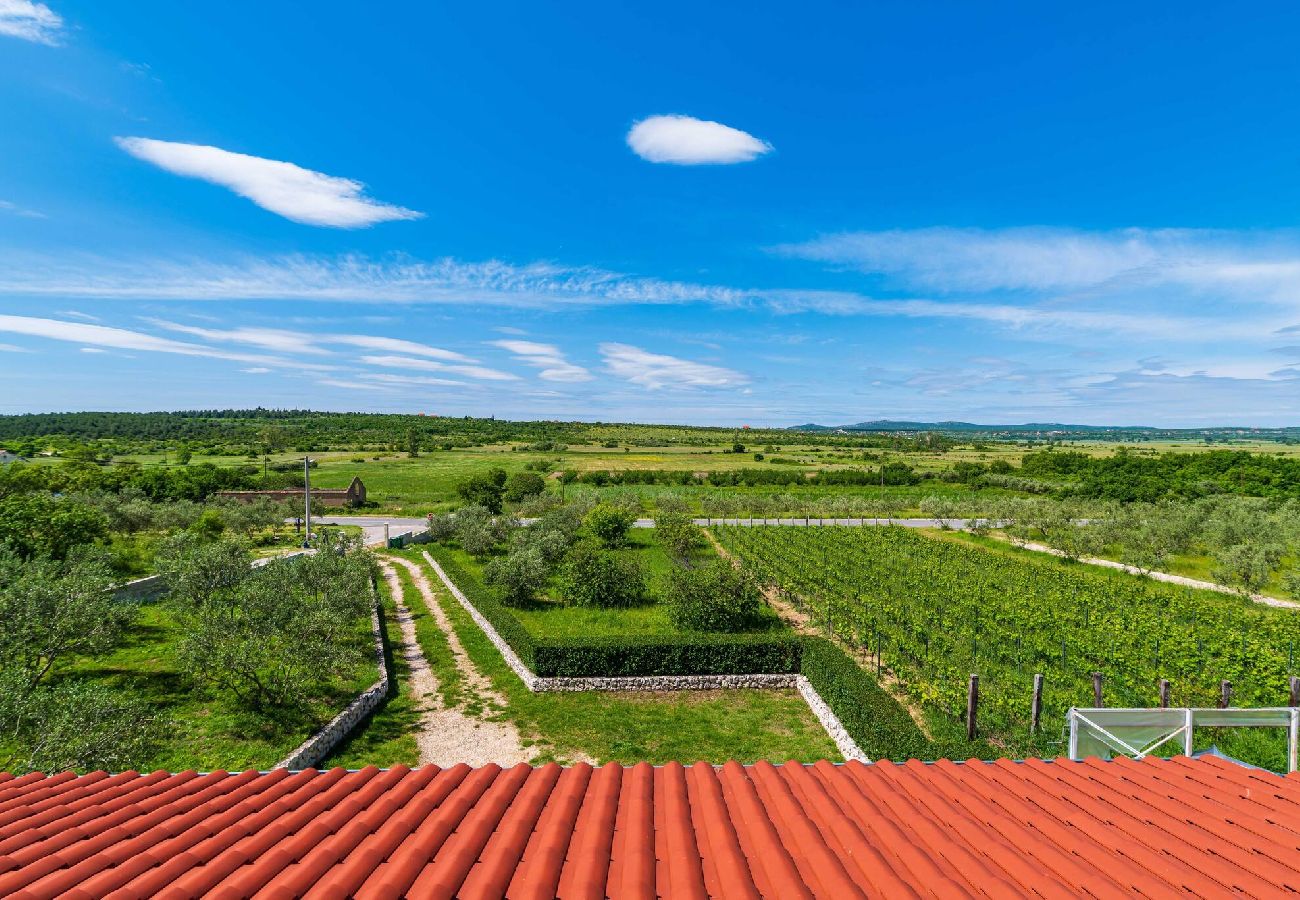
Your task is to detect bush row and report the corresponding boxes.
[425,544,938,759]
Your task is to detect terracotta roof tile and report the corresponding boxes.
[0,756,1296,898]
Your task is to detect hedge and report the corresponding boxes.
[798,636,933,761]
[532,634,802,678]
[427,545,539,671]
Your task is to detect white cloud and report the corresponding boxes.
[0,1,62,45]
[114,137,423,228]
[316,378,386,391]
[79,347,106,353]
[0,314,335,370]
[779,226,1300,299]
[0,199,46,219]
[240,367,271,374]
[359,372,468,388]
[489,339,592,382]
[599,343,749,389]
[0,342,29,352]
[358,354,519,382]
[146,317,471,360]
[627,115,772,165]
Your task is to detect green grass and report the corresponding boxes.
[388,547,839,765]
[442,530,786,641]
[320,577,419,770]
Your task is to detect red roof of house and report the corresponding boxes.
[1,755,1297,898]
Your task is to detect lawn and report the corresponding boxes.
[439,528,788,640]
[387,547,839,764]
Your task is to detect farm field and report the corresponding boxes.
[715,524,1300,767]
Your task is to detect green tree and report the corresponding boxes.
[665,560,762,632]
[557,540,646,608]
[584,502,637,548]
[484,545,549,607]
[502,471,546,504]
[175,446,193,466]
[406,428,420,458]
[655,511,703,564]
[0,493,108,560]
[456,468,508,514]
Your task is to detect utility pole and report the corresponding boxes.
[303,456,312,548]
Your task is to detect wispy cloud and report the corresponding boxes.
[0,199,47,219]
[599,343,749,389]
[0,314,335,370]
[489,339,592,382]
[0,0,62,45]
[0,343,29,353]
[146,317,472,360]
[627,115,771,165]
[778,226,1300,301]
[316,378,387,391]
[358,372,469,388]
[114,137,423,228]
[358,354,520,382]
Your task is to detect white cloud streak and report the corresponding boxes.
[114,137,423,228]
[627,115,771,165]
[358,372,469,388]
[0,314,335,370]
[0,0,61,45]
[599,343,749,389]
[358,354,519,382]
[145,318,472,360]
[489,339,592,382]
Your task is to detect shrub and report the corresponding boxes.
[583,502,637,548]
[557,540,646,608]
[655,511,703,563]
[665,560,762,632]
[456,468,508,513]
[503,471,546,503]
[484,546,549,607]
[426,513,457,543]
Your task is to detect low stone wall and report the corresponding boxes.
[420,550,868,762]
[114,573,168,602]
[276,595,389,770]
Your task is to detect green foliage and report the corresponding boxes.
[1211,544,1275,597]
[162,534,374,709]
[0,548,159,773]
[0,493,108,560]
[583,502,637,548]
[655,511,703,563]
[502,470,546,503]
[799,637,932,760]
[665,560,763,632]
[716,524,1300,740]
[456,468,508,513]
[454,505,508,558]
[556,540,646,608]
[483,545,550,607]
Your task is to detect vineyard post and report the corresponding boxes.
[1030,673,1043,733]
[967,674,979,740]
[1219,680,1232,709]
[1290,675,1300,707]
[1092,672,1104,708]
[1159,679,1171,709]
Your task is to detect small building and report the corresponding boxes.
[216,476,367,508]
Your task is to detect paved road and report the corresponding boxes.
[298,515,429,547]
[519,516,967,529]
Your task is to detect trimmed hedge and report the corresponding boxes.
[799,636,933,761]
[532,634,802,678]
[428,546,539,671]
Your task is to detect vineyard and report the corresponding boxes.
[714,525,1300,747]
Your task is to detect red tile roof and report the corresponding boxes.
[1,755,1298,898]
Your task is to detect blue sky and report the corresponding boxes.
[3,1,1300,426]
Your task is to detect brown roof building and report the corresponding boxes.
[216,476,367,508]
[0,755,1296,898]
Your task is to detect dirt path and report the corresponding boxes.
[380,558,532,767]
[703,529,935,739]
